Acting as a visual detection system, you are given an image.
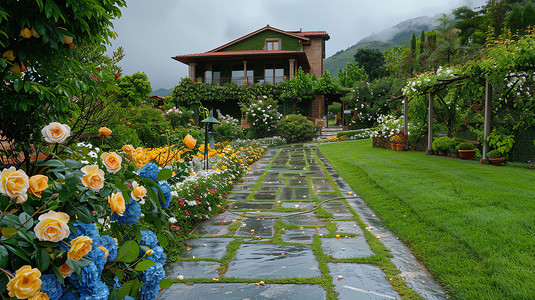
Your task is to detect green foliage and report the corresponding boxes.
[245,96,281,139]
[487,131,515,156]
[411,33,417,53]
[487,149,503,159]
[213,115,244,142]
[279,67,316,103]
[456,142,476,150]
[117,72,152,107]
[523,1,535,29]
[127,105,170,147]
[507,3,525,34]
[337,62,368,88]
[432,136,454,151]
[353,48,385,81]
[276,114,319,143]
[164,107,194,129]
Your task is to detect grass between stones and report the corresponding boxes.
[318,139,535,299]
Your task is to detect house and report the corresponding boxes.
[172,25,330,122]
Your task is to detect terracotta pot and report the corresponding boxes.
[391,144,396,150]
[488,157,505,166]
[458,149,475,160]
[395,144,405,151]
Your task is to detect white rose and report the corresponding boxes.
[41,122,71,144]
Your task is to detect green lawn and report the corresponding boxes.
[318,139,535,300]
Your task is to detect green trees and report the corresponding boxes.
[117,72,153,107]
[0,0,125,169]
[353,49,385,81]
[507,3,525,34]
[524,1,535,28]
[337,62,367,88]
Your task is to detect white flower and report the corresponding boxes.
[88,151,97,158]
[169,217,177,223]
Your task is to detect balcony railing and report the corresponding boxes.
[199,76,286,86]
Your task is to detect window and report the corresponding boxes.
[266,40,280,51]
[231,64,254,86]
[265,63,284,84]
[204,65,220,84]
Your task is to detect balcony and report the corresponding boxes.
[198,75,287,86]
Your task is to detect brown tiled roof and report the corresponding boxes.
[294,31,330,40]
[172,50,310,66]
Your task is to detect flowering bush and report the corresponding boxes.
[245,96,282,139]
[0,122,174,300]
[390,135,404,144]
[369,115,406,139]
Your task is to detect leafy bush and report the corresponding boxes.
[487,149,503,159]
[451,138,466,151]
[456,142,476,150]
[432,136,454,151]
[277,114,319,143]
[165,107,194,129]
[214,121,244,142]
[127,106,171,147]
[245,96,281,139]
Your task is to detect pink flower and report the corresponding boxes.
[91,77,98,81]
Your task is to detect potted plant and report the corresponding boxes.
[487,149,505,166]
[449,138,464,158]
[456,142,476,159]
[432,136,453,156]
[390,135,404,151]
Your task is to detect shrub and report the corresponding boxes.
[277,114,319,143]
[245,96,281,139]
[432,136,454,151]
[456,142,476,150]
[165,107,194,129]
[127,106,171,147]
[451,138,466,151]
[214,122,244,142]
[487,149,503,159]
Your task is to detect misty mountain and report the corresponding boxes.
[150,88,174,97]
[324,15,440,77]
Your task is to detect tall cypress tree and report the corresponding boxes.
[419,30,426,55]
[507,3,524,34]
[523,1,535,29]
[411,33,417,53]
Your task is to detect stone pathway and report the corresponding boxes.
[160,145,447,299]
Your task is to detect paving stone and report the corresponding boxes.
[227,193,249,201]
[277,187,311,200]
[179,238,233,260]
[281,173,306,179]
[288,179,308,186]
[333,179,349,190]
[235,218,275,237]
[164,261,219,279]
[257,186,279,192]
[280,201,315,210]
[322,201,353,219]
[239,178,258,185]
[191,213,233,236]
[328,263,400,300]
[232,184,255,192]
[281,227,329,244]
[311,179,335,192]
[322,237,374,259]
[253,191,277,200]
[304,171,326,178]
[283,214,328,226]
[230,202,274,211]
[308,165,322,172]
[226,244,320,278]
[158,283,326,300]
[332,221,364,235]
[315,192,340,200]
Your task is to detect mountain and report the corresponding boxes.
[324,15,439,77]
[150,88,173,97]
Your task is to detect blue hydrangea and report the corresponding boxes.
[88,247,107,271]
[147,246,167,265]
[157,181,172,208]
[40,274,63,300]
[124,297,135,300]
[139,162,159,181]
[141,263,165,300]
[99,235,118,261]
[79,280,109,300]
[113,276,121,289]
[73,220,100,241]
[110,198,141,225]
[60,291,78,300]
[140,230,159,248]
[78,262,102,296]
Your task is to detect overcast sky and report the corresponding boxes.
[107,0,487,90]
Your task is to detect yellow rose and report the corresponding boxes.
[0,166,29,204]
[7,265,42,299]
[28,175,48,198]
[80,165,105,192]
[58,263,73,278]
[108,192,126,216]
[20,28,32,39]
[184,134,197,149]
[34,211,70,242]
[100,152,122,174]
[98,127,112,137]
[30,27,40,38]
[29,291,49,300]
[122,144,135,155]
[68,236,92,261]
[41,122,71,144]
[131,181,147,201]
[132,147,146,166]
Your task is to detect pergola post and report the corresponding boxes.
[482,75,492,159]
[427,92,434,155]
